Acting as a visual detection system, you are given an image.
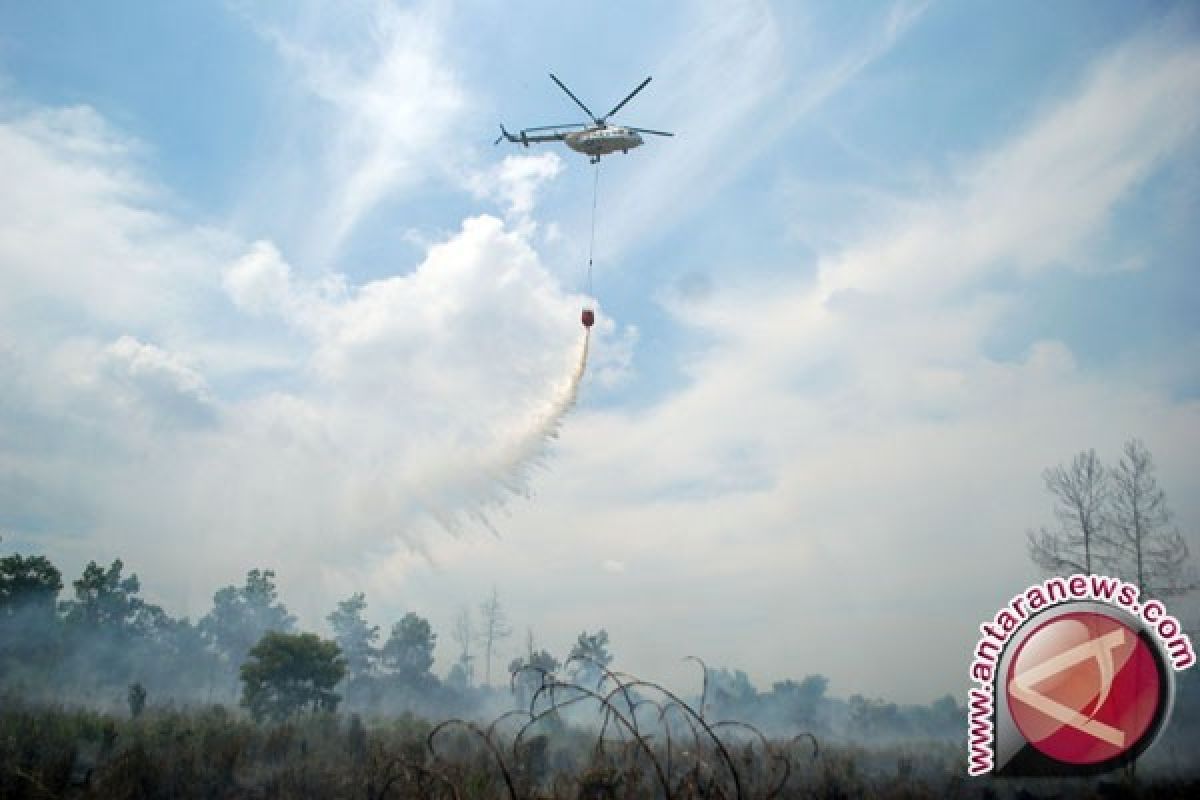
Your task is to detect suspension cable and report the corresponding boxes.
[587,159,600,298]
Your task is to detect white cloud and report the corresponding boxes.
[467,152,564,220]
[96,336,216,427]
[222,239,347,329]
[223,241,294,315]
[601,559,626,574]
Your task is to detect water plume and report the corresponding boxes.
[488,328,590,493]
[411,329,591,539]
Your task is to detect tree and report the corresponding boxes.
[847,694,907,739]
[1108,439,1196,598]
[509,646,560,707]
[128,682,147,718]
[0,553,63,616]
[201,569,296,673]
[1027,440,1196,603]
[1027,449,1109,575]
[327,593,379,701]
[567,629,613,688]
[769,674,828,730]
[151,615,221,702]
[446,662,470,692]
[60,559,162,635]
[54,559,172,692]
[240,631,345,722]
[708,668,759,718]
[451,607,475,688]
[924,694,966,737]
[0,552,64,672]
[528,648,561,677]
[381,612,437,690]
[476,587,512,686]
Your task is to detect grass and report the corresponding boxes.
[2,697,1198,799]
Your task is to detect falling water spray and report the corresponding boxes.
[409,328,591,538]
[488,327,590,491]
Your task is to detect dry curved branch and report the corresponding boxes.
[564,654,642,739]
[486,709,532,741]
[426,718,518,800]
[510,664,553,695]
[622,679,743,800]
[401,760,463,800]
[791,731,820,760]
[683,655,710,721]
[523,677,673,798]
[514,681,601,759]
[711,720,790,799]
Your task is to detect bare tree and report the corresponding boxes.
[1028,440,1197,607]
[1107,439,1196,598]
[451,607,475,688]
[1027,449,1109,575]
[476,586,512,686]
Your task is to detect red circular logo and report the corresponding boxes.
[1006,611,1162,765]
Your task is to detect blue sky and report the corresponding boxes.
[1,0,1198,702]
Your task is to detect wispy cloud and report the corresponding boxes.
[0,105,229,335]
[817,33,1200,302]
[596,0,928,260]
[246,0,469,264]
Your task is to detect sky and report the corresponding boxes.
[1,0,1199,704]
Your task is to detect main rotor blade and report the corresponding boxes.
[549,74,598,123]
[604,76,652,121]
[628,126,674,137]
[522,123,588,132]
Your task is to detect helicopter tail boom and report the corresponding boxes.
[495,123,575,147]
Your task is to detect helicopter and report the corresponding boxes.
[495,74,673,163]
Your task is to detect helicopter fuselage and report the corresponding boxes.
[565,126,644,159]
